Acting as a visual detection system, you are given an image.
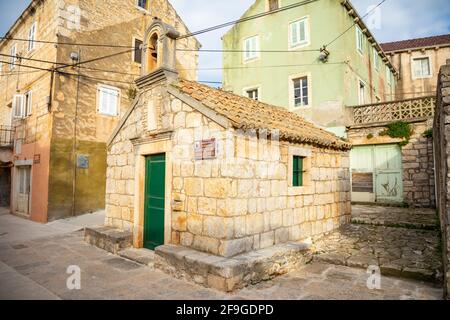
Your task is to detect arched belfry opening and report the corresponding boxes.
[147,33,159,72]
[141,18,180,77]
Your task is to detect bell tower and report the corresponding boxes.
[140,18,180,78]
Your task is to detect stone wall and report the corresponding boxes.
[106,77,352,258]
[434,60,450,299]
[348,120,435,208]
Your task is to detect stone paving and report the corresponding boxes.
[313,205,442,282]
[352,205,439,230]
[0,231,442,300]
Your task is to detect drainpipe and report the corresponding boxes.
[71,49,81,217]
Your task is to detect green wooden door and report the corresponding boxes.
[144,154,166,250]
[374,144,403,203]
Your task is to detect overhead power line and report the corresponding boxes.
[177,0,319,40]
[176,48,320,53]
[0,36,137,49]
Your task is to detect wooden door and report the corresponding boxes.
[143,154,166,250]
[374,144,403,203]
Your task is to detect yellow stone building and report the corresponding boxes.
[0,0,199,222]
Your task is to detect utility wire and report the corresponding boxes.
[176,48,320,53]
[177,0,319,39]
[0,36,137,49]
[325,0,388,47]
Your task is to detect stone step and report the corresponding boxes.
[118,248,155,268]
[314,253,441,283]
[84,227,132,254]
[351,218,438,231]
[154,239,313,292]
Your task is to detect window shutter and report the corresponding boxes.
[13,94,25,118]
[299,20,306,42]
[25,91,33,116]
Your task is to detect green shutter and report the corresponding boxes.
[293,156,304,187]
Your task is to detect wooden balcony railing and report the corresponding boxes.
[0,125,15,148]
[350,96,435,125]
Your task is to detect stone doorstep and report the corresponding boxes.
[351,218,438,231]
[118,248,155,268]
[84,227,132,255]
[314,253,441,283]
[154,239,313,292]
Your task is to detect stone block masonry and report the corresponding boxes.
[348,120,435,208]
[434,60,450,300]
[106,88,352,257]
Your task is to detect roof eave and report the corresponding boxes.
[0,0,41,50]
[340,0,398,76]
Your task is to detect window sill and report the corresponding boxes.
[290,104,311,111]
[97,113,119,118]
[243,57,260,64]
[289,42,310,51]
[287,186,313,196]
[135,6,150,14]
[412,75,433,80]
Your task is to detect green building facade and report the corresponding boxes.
[222,0,397,136]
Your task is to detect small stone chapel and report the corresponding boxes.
[99,19,353,291]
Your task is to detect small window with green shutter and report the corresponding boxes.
[293,156,304,187]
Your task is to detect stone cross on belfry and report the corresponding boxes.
[142,18,180,76]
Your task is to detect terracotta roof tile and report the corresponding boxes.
[381,34,450,52]
[173,80,352,151]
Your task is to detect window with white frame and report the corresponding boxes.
[358,80,366,105]
[28,22,37,52]
[97,85,120,116]
[10,44,17,70]
[137,0,148,10]
[293,76,308,107]
[356,26,364,54]
[386,66,392,85]
[13,94,25,118]
[289,17,309,49]
[373,48,379,71]
[243,36,259,61]
[246,88,259,101]
[412,57,431,78]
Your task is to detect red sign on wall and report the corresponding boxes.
[194,138,216,160]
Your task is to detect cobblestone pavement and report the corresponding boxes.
[352,205,439,230]
[0,231,443,300]
[314,205,442,282]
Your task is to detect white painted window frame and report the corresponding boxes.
[243,85,261,101]
[411,55,433,80]
[373,48,379,71]
[288,16,310,50]
[289,72,311,110]
[13,94,25,119]
[243,35,260,63]
[97,84,121,117]
[356,26,364,55]
[28,21,37,52]
[358,79,366,105]
[10,44,17,70]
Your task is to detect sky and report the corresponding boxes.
[1,0,449,83]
